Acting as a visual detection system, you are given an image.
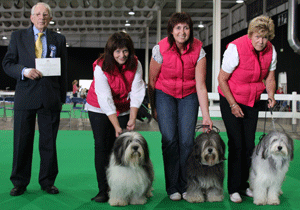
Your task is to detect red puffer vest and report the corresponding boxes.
[218,35,273,107]
[86,56,138,115]
[155,37,202,98]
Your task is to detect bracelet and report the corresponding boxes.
[230,103,237,109]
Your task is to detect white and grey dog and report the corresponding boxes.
[185,130,226,203]
[106,131,154,206]
[249,131,294,205]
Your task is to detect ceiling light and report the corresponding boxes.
[125,20,130,26]
[129,9,135,15]
[236,0,244,3]
[2,36,7,40]
[198,21,204,28]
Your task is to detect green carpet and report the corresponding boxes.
[0,104,87,119]
[0,130,299,210]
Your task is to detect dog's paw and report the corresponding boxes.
[253,198,267,206]
[109,198,128,206]
[267,197,280,205]
[279,190,283,195]
[146,187,154,197]
[146,191,153,198]
[207,195,224,202]
[185,194,205,203]
[130,196,147,205]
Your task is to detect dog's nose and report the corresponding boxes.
[132,146,139,151]
[208,148,213,153]
[278,146,282,151]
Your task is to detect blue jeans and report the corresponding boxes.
[155,89,199,195]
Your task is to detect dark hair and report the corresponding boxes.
[99,31,136,74]
[167,12,194,49]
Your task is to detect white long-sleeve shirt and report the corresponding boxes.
[85,60,146,116]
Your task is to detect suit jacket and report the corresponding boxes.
[2,25,68,111]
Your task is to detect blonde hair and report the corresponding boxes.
[248,15,275,41]
[72,80,78,85]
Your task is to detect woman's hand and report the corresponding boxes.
[126,119,136,131]
[231,104,244,118]
[152,108,158,121]
[115,126,123,137]
[202,116,213,132]
[268,97,276,108]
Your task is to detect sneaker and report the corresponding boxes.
[169,192,181,201]
[230,192,242,203]
[182,192,187,200]
[245,188,253,197]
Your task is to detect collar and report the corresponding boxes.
[33,25,47,36]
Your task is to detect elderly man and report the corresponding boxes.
[2,2,67,196]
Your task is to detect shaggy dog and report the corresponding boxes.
[106,131,154,206]
[249,131,294,205]
[185,130,226,203]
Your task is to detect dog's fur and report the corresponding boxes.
[249,131,294,205]
[106,131,154,206]
[185,130,226,203]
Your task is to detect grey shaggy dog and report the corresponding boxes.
[106,131,154,206]
[185,130,226,203]
[249,131,294,205]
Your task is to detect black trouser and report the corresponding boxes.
[11,107,60,188]
[219,94,259,194]
[88,111,129,195]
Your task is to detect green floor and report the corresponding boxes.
[0,130,299,210]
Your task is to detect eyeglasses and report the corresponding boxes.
[34,13,50,18]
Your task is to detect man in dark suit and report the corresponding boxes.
[2,2,67,196]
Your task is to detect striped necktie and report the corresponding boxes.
[35,32,44,58]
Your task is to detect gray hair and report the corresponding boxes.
[31,2,52,18]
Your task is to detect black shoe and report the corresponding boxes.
[91,193,109,203]
[42,185,59,194]
[10,186,26,196]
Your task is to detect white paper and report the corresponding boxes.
[35,58,61,76]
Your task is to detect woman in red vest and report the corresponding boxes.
[218,15,277,203]
[72,80,79,97]
[85,32,146,202]
[149,12,213,201]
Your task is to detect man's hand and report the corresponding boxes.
[24,68,43,80]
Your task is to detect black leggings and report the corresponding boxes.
[88,111,129,195]
[219,94,259,194]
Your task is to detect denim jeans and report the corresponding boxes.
[155,89,199,195]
